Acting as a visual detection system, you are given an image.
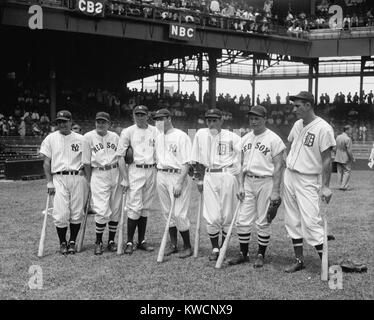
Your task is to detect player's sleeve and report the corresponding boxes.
[81,133,92,165]
[180,132,192,164]
[116,127,130,157]
[190,129,200,163]
[271,134,287,158]
[287,123,296,143]
[319,125,336,153]
[39,135,51,159]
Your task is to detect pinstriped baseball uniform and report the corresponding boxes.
[82,130,122,224]
[40,131,88,228]
[191,128,241,237]
[237,129,286,245]
[284,117,336,246]
[116,124,157,219]
[155,128,192,232]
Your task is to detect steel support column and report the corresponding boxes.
[360,56,365,102]
[252,56,256,107]
[208,52,217,108]
[160,61,164,98]
[198,53,203,103]
[308,60,313,93]
[314,58,319,105]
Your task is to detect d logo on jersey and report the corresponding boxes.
[217,143,227,155]
[304,132,315,147]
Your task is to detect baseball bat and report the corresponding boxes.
[38,194,50,257]
[117,192,127,255]
[193,193,203,258]
[157,196,176,263]
[77,192,91,253]
[215,201,241,269]
[321,207,329,281]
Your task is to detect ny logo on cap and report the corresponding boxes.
[59,112,64,116]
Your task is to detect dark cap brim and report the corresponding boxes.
[248,111,265,117]
[56,117,70,121]
[134,111,147,114]
[96,117,110,121]
[289,95,313,103]
[205,115,222,119]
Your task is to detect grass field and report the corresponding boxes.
[0,171,373,300]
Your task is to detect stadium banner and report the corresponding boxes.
[169,24,195,41]
[76,0,106,17]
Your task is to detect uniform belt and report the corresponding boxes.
[135,164,156,169]
[247,174,269,179]
[97,163,118,171]
[157,168,181,174]
[54,171,80,175]
[206,166,232,173]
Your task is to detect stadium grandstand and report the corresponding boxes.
[1,0,374,179]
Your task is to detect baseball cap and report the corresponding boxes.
[153,108,171,119]
[56,110,72,121]
[289,91,314,104]
[204,108,223,119]
[95,111,110,122]
[133,105,148,114]
[248,105,267,117]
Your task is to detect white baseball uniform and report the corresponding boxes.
[116,124,157,220]
[40,131,88,228]
[191,128,241,237]
[156,128,192,232]
[237,129,286,245]
[82,130,122,225]
[284,117,336,246]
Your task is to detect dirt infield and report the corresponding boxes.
[0,171,373,300]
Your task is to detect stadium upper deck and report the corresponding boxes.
[2,0,374,57]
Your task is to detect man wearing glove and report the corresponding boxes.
[229,105,285,268]
[40,110,88,255]
[116,105,157,255]
[82,112,122,255]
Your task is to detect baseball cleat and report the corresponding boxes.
[124,242,134,255]
[94,242,104,255]
[165,244,178,256]
[178,247,193,259]
[228,252,249,265]
[208,250,220,261]
[107,240,117,252]
[67,241,76,254]
[285,258,305,273]
[59,242,68,255]
[137,240,154,252]
[253,254,264,268]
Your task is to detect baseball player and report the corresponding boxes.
[39,110,88,255]
[116,105,157,255]
[229,105,286,268]
[82,112,122,255]
[153,108,193,258]
[283,91,336,273]
[191,108,242,261]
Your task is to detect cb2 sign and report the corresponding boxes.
[78,0,105,17]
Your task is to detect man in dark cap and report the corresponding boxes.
[228,105,286,268]
[82,112,122,255]
[116,105,157,255]
[39,110,88,255]
[283,91,336,273]
[190,108,242,261]
[153,108,193,259]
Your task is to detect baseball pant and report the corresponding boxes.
[156,171,191,232]
[126,165,156,220]
[91,168,122,225]
[203,171,239,236]
[52,174,88,228]
[283,168,324,247]
[236,176,273,242]
[336,162,351,189]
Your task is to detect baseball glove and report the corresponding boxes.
[339,259,367,273]
[187,164,195,177]
[266,198,282,223]
[192,163,206,181]
[124,146,134,165]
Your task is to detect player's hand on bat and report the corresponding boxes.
[120,178,130,193]
[197,180,203,193]
[321,186,332,204]
[236,185,245,202]
[47,181,55,195]
[173,183,182,198]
